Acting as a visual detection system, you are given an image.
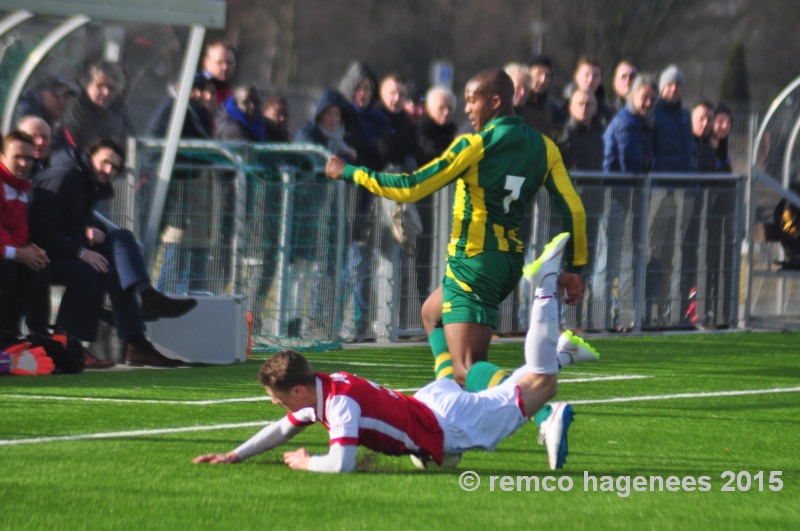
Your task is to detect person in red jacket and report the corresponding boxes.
[0,131,49,347]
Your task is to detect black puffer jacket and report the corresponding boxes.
[54,89,134,151]
[28,148,114,259]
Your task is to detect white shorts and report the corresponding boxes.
[413,378,528,454]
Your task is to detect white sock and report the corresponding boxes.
[557,350,574,368]
[524,274,560,374]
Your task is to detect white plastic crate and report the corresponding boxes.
[147,294,248,364]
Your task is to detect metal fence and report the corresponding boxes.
[547,172,745,333]
[119,142,747,345]
[127,140,347,350]
[394,171,745,336]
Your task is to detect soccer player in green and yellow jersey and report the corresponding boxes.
[326,68,587,394]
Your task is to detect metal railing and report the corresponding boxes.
[123,141,748,343]
[128,139,348,349]
[544,172,746,333]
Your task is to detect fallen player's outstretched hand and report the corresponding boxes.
[192,452,241,464]
[0,344,55,376]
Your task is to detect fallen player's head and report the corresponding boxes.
[259,350,316,392]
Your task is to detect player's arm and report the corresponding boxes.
[284,395,361,473]
[541,137,587,305]
[542,137,588,273]
[284,444,358,473]
[328,134,484,203]
[192,415,306,464]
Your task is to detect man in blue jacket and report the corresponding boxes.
[649,65,699,327]
[652,65,696,172]
[594,74,658,330]
[603,74,657,173]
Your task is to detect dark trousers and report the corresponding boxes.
[35,229,150,342]
[0,259,40,337]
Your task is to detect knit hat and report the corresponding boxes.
[659,65,685,91]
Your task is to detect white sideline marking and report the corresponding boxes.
[2,375,649,406]
[571,386,800,405]
[2,394,271,405]
[3,385,800,447]
[560,374,651,384]
[0,421,272,446]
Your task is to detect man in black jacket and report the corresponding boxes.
[559,89,604,171]
[378,74,418,172]
[147,73,216,139]
[53,61,134,152]
[416,86,457,166]
[692,101,716,173]
[28,139,197,367]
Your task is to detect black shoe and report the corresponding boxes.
[82,346,116,369]
[125,339,183,367]
[140,290,198,322]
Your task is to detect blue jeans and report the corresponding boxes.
[157,244,208,294]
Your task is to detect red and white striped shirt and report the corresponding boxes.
[288,372,444,465]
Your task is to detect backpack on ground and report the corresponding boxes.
[26,328,85,374]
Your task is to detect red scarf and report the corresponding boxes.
[0,161,32,193]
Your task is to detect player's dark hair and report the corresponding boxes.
[260,350,316,391]
[471,68,515,107]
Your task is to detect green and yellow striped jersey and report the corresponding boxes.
[342,115,587,272]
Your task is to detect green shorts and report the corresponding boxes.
[441,251,524,328]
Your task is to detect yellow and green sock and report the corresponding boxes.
[429,327,453,380]
[465,361,509,391]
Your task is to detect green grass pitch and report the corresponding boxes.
[2,331,799,530]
